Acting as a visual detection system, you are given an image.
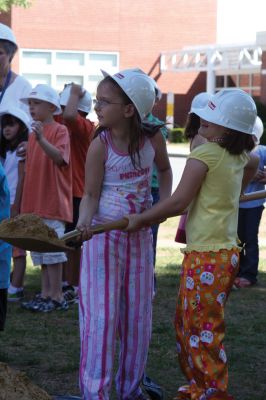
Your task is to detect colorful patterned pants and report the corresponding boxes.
[79,229,154,400]
[175,249,239,400]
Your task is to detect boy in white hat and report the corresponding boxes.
[20,84,73,312]
[55,83,94,304]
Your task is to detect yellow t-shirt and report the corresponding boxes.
[184,142,249,253]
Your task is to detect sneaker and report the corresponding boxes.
[21,295,49,311]
[63,286,79,305]
[38,298,69,312]
[52,299,69,311]
[8,290,24,302]
[142,373,164,400]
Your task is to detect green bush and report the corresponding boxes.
[254,100,266,145]
[168,127,186,143]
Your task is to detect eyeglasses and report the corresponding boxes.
[93,99,124,108]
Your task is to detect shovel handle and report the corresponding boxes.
[61,217,129,242]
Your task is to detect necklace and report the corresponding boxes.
[208,137,224,143]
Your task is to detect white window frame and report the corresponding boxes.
[19,48,120,95]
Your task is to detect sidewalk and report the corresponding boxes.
[167,142,189,158]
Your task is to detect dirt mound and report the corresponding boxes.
[0,362,52,400]
[0,214,58,240]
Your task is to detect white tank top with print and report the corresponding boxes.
[94,129,155,223]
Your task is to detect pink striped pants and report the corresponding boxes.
[79,229,154,399]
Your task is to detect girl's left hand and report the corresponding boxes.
[31,121,44,141]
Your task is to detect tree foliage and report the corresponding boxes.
[0,0,32,12]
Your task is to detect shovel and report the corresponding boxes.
[0,218,129,253]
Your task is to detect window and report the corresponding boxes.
[20,49,119,96]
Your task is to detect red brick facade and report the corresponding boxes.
[1,0,217,124]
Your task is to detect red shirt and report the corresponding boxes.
[21,122,73,223]
[56,114,94,197]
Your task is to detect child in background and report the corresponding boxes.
[142,80,168,400]
[20,84,72,312]
[56,83,94,304]
[77,68,172,399]
[0,107,30,301]
[175,92,210,244]
[0,163,11,331]
[145,83,169,262]
[236,116,266,288]
[125,89,259,400]
[184,92,210,151]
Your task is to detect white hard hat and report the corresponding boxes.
[253,116,264,144]
[60,85,92,113]
[0,23,17,46]
[190,92,212,114]
[0,106,31,131]
[101,68,155,120]
[20,84,61,115]
[123,67,162,102]
[194,89,257,134]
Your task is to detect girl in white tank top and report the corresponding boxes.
[77,69,172,399]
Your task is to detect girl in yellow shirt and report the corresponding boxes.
[124,89,259,400]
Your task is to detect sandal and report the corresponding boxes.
[234,277,253,288]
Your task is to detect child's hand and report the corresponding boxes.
[76,222,94,241]
[16,141,28,158]
[31,121,44,141]
[70,83,85,99]
[124,214,143,232]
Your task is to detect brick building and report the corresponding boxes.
[0,0,217,125]
[2,0,266,126]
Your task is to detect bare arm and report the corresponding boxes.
[126,158,208,231]
[62,84,85,122]
[151,130,172,200]
[77,137,105,238]
[241,152,260,193]
[32,121,65,166]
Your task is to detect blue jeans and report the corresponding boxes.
[237,206,264,284]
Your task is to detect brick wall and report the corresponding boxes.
[1,0,217,124]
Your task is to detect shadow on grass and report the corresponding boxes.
[2,257,266,399]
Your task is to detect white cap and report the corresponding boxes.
[101,69,155,120]
[60,84,92,113]
[20,84,61,115]
[190,92,212,114]
[194,89,257,135]
[0,106,31,131]
[253,116,264,144]
[0,23,17,46]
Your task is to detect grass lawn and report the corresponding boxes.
[1,215,266,399]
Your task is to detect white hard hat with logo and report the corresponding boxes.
[0,23,17,46]
[20,84,61,115]
[101,68,155,120]
[252,116,264,144]
[60,84,92,113]
[194,89,257,134]
[0,106,31,131]
[190,92,212,114]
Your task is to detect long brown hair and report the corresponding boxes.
[184,113,201,140]
[219,129,255,155]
